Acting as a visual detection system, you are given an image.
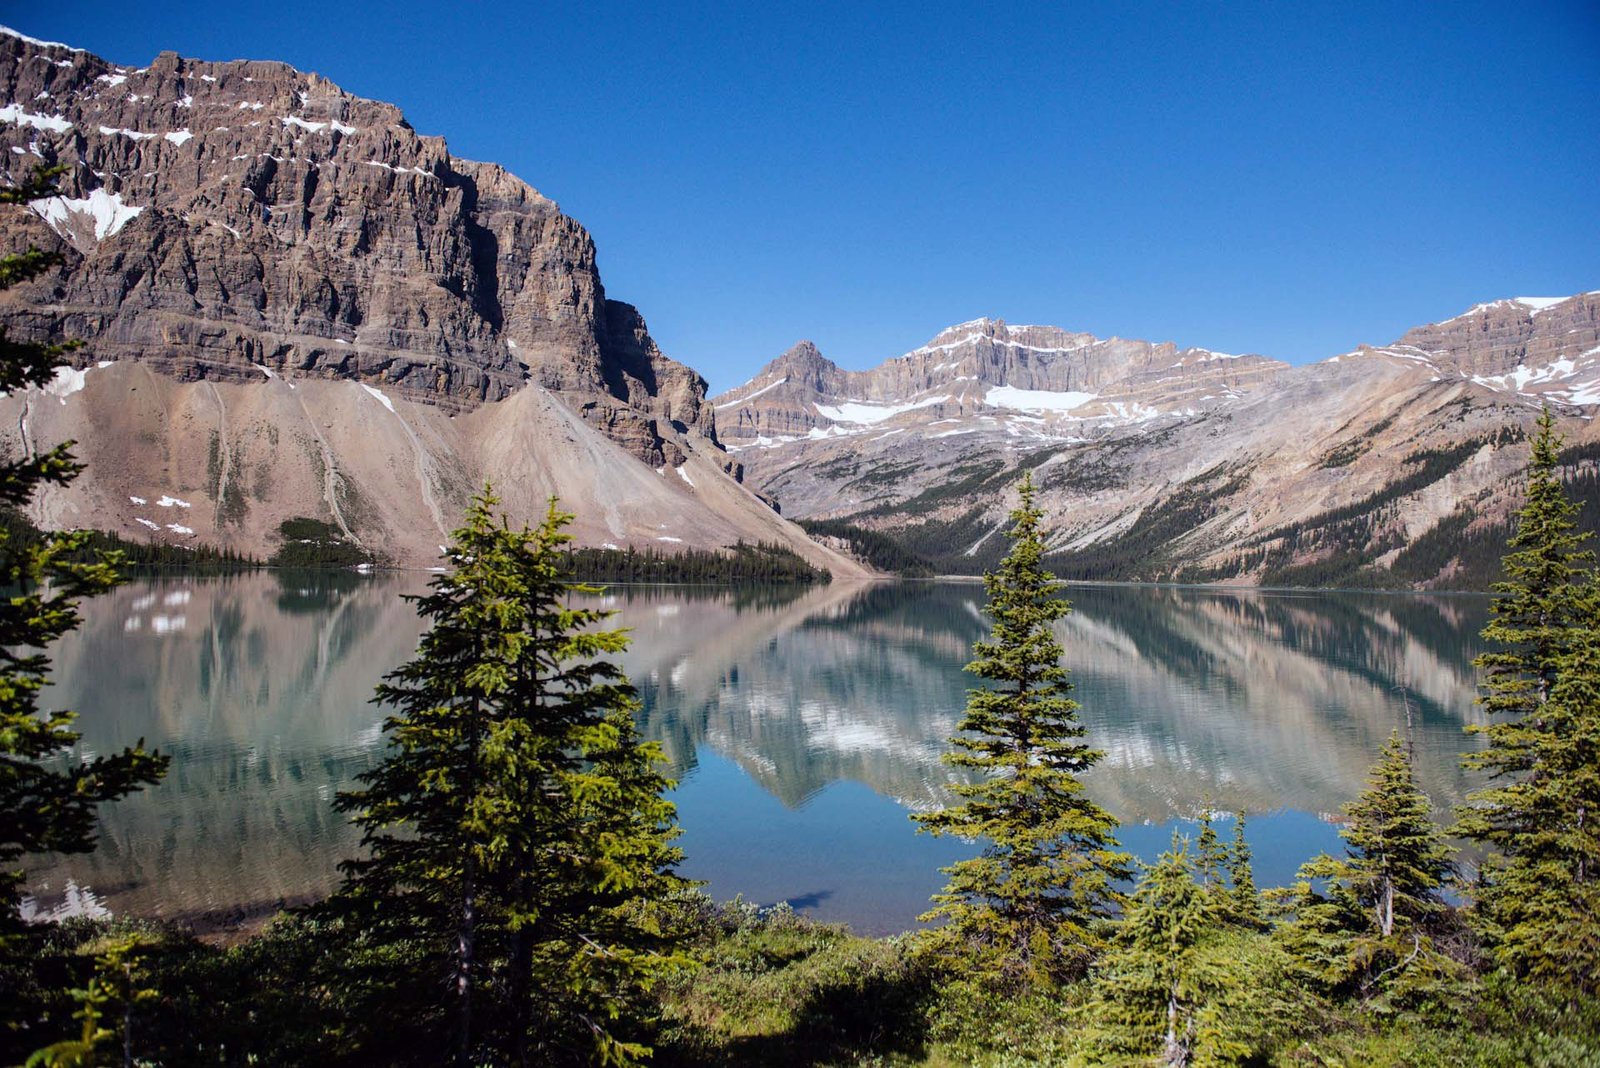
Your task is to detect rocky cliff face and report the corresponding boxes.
[1392,293,1600,405]
[714,317,1286,449]
[711,295,1600,588]
[0,27,714,465]
[0,27,865,576]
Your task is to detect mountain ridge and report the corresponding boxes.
[712,293,1600,586]
[0,26,865,575]
[714,316,1287,451]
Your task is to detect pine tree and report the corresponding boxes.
[1471,408,1593,723]
[1093,837,1213,1065]
[1457,408,1600,996]
[332,491,685,1066]
[1472,613,1600,994]
[1226,813,1263,929]
[1277,733,1458,1010]
[1,169,167,937]
[912,473,1129,986]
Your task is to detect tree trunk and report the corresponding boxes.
[1164,984,1185,1066]
[457,853,476,1067]
[456,693,482,1068]
[1579,805,1587,883]
[1381,875,1394,937]
[512,920,534,1067]
[123,986,133,1068]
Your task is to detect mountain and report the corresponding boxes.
[715,319,1287,453]
[712,294,1600,587]
[0,27,864,575]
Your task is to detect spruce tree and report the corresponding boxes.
[1471,408,1593,722]
[1342,734,1454,939]
[1226,814,1263,929]
[1092,837,1213,1066]
[1085,835,1298,1066]
[1277,732,1458,1009]
[912,473,1128,986]
[1459,410,1599,990]
[332,491,685,1066]
[1195,806,1226,893]
[1,169,167,937]
[1473,615,1600,994]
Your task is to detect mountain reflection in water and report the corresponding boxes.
[24,572,1488,934]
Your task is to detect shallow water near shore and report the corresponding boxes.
[23,572,1489,935]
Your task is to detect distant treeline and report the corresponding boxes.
[797,518,936,576]
[268,517,375,569]
[563,540,830,584]
[1,509,830,583]
[0,508,261,575]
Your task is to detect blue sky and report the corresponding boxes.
[14,2,1598,392]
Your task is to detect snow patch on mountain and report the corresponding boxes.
[0,24,86,53]
[43,364,89,402]
[282,115,356,135]
[815,396,946,424]
[1515,297,1568,313]
[1441,296,1573,324]
[984,385,1097,413]
[29,188,144,241]
[714,376,787,409]
[910,332,1093,358]
[360,383,396,413]
[0,102,71,132]
[98,124,156,140]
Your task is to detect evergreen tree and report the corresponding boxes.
[1226,813,1263,929]
[1342,734,1454,939]
[1472,617,1600,994]
[1195,806,1226,894]
[1085,836,1300,1066]
[1277,733,1459,1011]
[1460,409,1600,991]
[912,474,1129,986]
[1471,408,1593,722]
[1092,837,1214,1066]
[332,491,685,1066]
[0,169,167,938]
[26,933,160,1068]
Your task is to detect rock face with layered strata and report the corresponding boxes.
[0,28,714,460]
[713,296,1599,587]
[714,318,1286,449]
[0,27,864,576]
[1392,293,1600,403]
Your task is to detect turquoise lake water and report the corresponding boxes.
[23,573,1489,935]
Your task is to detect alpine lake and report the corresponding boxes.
[23,572,1490,936]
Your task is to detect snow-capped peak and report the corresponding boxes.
[1512,296,1568,313]
[1441,295,1574,324]
[0,24,85,54]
